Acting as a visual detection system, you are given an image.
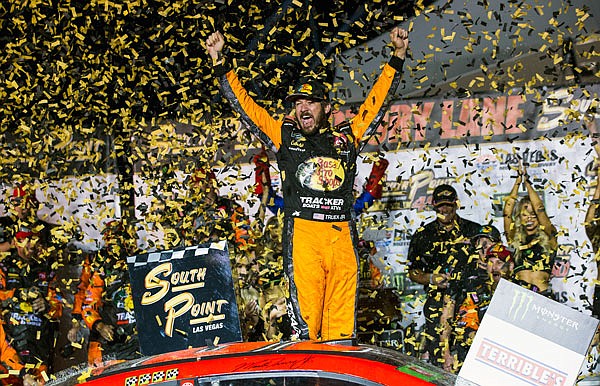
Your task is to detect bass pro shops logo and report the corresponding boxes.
[298,83,313,94]
[296,156,345,192]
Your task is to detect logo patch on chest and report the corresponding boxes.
[296,157,345,191]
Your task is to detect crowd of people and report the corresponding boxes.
[405,157,595,372]
[2,145,598,384]
[0,27,597,386]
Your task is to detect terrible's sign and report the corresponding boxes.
[459,279,599,386]
[127,241,242,355]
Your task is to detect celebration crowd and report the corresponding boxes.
[0,28,597,386]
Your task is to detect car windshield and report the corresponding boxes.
[50,370,380,386]
[195,371,379,385]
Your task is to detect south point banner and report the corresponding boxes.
[127,241,242,356]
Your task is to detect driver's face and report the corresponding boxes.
[294,98,330,135]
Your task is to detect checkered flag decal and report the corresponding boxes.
[152,371,165,382]
[138,373,151,385]
[125,376,137,386]
[165,368,179,380]
[127,240,227,267]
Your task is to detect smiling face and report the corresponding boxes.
[519,201,539,235]
[15,234,39,262]
[475,236,495,263]
[486,256,513,284]
[434,203,457,227]
[294,98,330,135]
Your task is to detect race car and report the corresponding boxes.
[48,340,476,386]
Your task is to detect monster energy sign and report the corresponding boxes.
[459,279,599,386]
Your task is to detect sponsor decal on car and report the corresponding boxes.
[123,368,179,386]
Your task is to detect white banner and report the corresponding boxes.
[458,279,599,386]
[357,133,598,313]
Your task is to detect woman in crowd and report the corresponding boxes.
[503,164,557,296]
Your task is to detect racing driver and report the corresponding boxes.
[205,27,408,341]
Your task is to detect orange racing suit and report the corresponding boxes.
[0,250,62,379]
[215,56,404,340]
[72,251,139,366]
[0,322,26,385]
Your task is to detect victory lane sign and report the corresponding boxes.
[127,240,242,355]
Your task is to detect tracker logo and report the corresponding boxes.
[300,196,344,210]
[116,311,136,325]
[10,312,42,327]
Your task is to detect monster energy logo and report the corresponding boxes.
[508,288,534,321]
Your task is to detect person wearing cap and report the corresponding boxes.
[67,220,141,366]
[484,243,515,288]
[0,227,63,381]
[471,224,502,266]
[252,153,392,340]
[440,243,514,372]
[5,186,53,248]
[206,27,408,341]
[406,183,481,365]
[503,164,557,296]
